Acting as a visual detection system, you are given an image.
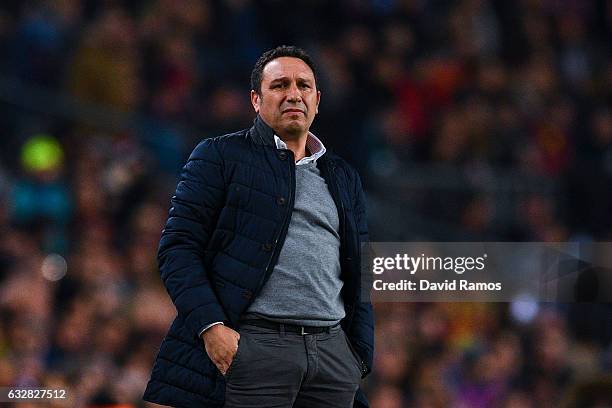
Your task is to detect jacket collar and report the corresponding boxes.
[248,115,276,146]
[248,114,333,166]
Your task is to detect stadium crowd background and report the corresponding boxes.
[0,1,611,407]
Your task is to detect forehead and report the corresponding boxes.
[262,57,315,82]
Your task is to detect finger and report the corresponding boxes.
[213,357,228,372]
[224,350,234,360]
[221,356,232,369]
[216,361,227,375]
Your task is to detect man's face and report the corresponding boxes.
[251,56,320,139]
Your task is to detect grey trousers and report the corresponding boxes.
[224,323,362,408]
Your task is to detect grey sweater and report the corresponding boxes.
[246,160,345,326]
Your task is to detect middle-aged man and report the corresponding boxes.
[143,45,374,408]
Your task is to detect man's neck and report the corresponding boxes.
[278,133,308,162]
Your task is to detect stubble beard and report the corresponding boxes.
[280,116,308,139]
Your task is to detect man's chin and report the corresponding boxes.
[280,121,307,136]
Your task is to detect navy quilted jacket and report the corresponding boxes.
[143,116,374,407]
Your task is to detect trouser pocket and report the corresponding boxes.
[224,336,244,381]
[342,331,363,376]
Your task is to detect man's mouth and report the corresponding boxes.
[283,109,305,114]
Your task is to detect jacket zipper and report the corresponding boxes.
[329,162,347,253]
[328,162,364,373]
[326,161,358,322]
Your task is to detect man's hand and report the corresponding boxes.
[201,324,240,375]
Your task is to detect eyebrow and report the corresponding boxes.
[269,76,313,84]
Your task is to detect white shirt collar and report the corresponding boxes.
[273,132,326,165]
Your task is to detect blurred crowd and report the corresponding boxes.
[0,1,611,407]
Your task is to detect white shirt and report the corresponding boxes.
[273,132,326,165]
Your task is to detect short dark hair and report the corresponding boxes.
[250,45,318,94]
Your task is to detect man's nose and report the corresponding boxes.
[286,82,302,102]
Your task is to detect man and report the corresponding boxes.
[143,45,374,408]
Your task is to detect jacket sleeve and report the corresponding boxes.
[349,170,375,378]
[158,138,228,339]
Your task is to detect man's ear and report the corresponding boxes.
[251,90,260,113]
